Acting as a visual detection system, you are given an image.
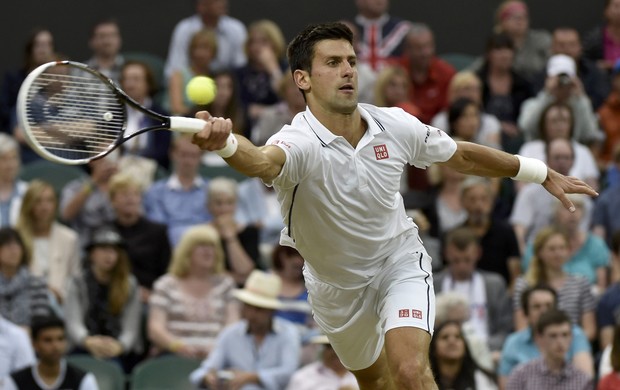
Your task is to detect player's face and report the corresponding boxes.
[303,39,358,114]
[34,327,67,365]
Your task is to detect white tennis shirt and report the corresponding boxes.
[266,104,457,288]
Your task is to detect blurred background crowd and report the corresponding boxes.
[1,0,620,389]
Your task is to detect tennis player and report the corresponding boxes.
[191,22,596,390]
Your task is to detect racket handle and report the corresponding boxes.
[169,117,207,133]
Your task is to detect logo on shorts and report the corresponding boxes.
[374,144,389,160]
[398,309,410,318]
[412,310,423,320]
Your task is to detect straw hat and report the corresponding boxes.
[233,270,283,310]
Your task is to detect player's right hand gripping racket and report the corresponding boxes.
[17,60,208,165]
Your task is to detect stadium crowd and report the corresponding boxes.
[1,0,620,389]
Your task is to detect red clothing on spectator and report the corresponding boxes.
[597,91,620,164]
[406,57,456,125]
[598,372,620,390]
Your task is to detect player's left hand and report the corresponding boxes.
[192,111,233,152]
[542,168,598,212]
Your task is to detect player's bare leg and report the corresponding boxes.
[350,349,395,390]
[385,327,438,390]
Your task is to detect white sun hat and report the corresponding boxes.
[233,270,283,310]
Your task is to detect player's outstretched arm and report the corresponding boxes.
[190,111,286,183]
[438,141,598,211]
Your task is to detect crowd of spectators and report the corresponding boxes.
[2,0,620,389]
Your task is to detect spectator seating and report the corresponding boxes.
[130,355,201,390]
[66,355,126,390]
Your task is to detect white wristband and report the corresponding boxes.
[215,134,238,158]
[512,155,548,184]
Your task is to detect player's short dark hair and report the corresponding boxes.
[31,315,65,341]
[520,284,557,315]
[287,22,353,75]
[535,309,571,335]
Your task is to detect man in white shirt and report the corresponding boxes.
[0,315,35,377]
[164,0,247,78]
[190,22,596,390]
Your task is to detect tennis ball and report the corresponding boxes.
[186,76,217,105]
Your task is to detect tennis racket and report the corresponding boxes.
[17,60,208,165]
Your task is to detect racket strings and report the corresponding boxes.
[23,66,125,160]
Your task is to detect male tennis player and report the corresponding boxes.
[191,22,596,390]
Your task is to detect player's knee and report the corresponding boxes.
[392,357,433,386]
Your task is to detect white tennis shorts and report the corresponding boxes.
[304,237,435,371]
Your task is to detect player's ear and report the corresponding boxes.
[293,69,310,92]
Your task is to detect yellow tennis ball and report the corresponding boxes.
[186,76,217,105]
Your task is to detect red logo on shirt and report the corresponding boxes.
[374,144,389,160]
[412,310,423,320]
[398,309,410,318]
[270,139,291,149]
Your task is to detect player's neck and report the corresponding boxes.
[312,106,365,148]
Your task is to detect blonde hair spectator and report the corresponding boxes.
[169,224,225,277]
[245,20,286,60]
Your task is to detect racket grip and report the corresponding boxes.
[169,117,207,133]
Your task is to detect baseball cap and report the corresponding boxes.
[546,54,576,77]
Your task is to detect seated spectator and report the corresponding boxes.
[432,71,503,150]
[476,32,533,153]
[60,155,117,248]
[521,195,609,291]
[459,177,520,286]
[109,173,170,305]
[596,232,620,350]
[206,177,260,285]
[338,19,377,104]
[85,18,124,83]
[498,285,593,387]
[373,65,422,118]
[16,180,80,303]
[517,101,600,191]
[434,227,512,354]
[235,19,287,137]
[203,70,245,134]
[118,60,171,173]
[435,292,494,371]
[402,23,456,124]
[271,245,312,331]
[598,61,620,168]
[0,28,55,162]
[148,225,239,359]
[164,0,247,78]
[510,138,593,252]
[582,0,620,72]
[0,134,28,228]
[492,0,551,82]
[598,324,620,389]
[286,334,358,390]
[513,227,596,341]
[424,164,468,237]
[144,134,211,247]
[518,54,600,144]
[429,320,497,390]
[0,227,52,327]
[64,227,141,367]
[167,29,217,116]
[593,149,620,247]
[506,309,593,390]
[251,71,305,147]
[189,270,300,389]
[0,313,35,376]
[449,97,499,152]
[4,316,98,390]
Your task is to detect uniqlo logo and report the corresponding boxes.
[412,310,423,319]
[374,144,389,160]
[398,309,410,318]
